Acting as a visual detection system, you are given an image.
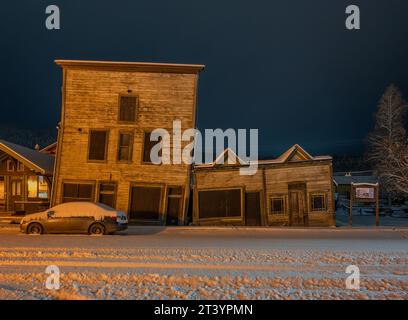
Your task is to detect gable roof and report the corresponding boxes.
[258,144,332,165]
[39,142,57,154]
[0,140,55,175]
[194,144,332,169]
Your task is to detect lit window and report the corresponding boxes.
[311,194,326,211]
[27,176,49,199]
[38,176,49,199]
[27,176,38,198]
[0,177,5,200]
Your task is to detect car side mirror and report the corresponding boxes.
[47,211,55,218]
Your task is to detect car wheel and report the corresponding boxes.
[27,223,43,235]
[89,223,105,235]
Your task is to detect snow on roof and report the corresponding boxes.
[0,140,55,175]
[194,144,332,169]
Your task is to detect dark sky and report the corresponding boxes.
[1,0,407,156]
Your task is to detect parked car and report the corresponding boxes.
[20,202,128,235]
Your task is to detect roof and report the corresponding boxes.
[194,144,332,169]
[0,140,55,175]
[333,175,379,186]
[55,60,205,74]
[39,142,57,154]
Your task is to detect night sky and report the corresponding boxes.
[1,0,407,156]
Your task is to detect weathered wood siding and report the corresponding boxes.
[193,161,335,227]
[53,65,201,225]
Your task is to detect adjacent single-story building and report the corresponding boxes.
[192,145,335,227]
[0,140,55,215]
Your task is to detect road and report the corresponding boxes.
[0,227,407,300]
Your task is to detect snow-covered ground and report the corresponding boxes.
[0,227,407,300]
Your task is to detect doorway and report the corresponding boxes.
[288,183,308,226]
[9,178,23,212]
[245,192,262,226]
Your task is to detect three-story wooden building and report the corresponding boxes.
[52,60,205,225]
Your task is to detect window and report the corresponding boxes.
[11,180,22,196]
[129,186,163,220]
[310,194,327,212]
[118,132,133,161]
[270,197,285,214]
[198,189,242,219]
[98,182,117,208]
[28,176,49,199]
[88,130,108,161]
[6,160,14,172]
[17,162,24,172]
[62,183,94,203]
[119,95,137,122]
[0,177,5,200]
[142,132,162,163]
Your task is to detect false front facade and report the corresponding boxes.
[52,60,204,225]
[193,145,335,227]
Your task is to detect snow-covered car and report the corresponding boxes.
[20,202,128,235]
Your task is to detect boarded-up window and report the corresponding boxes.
[88,130,108,161]
[142,132,162,163]
[270,197,285,214]
[311,194,326,211]
[98,182,116,208]
[119,96,137,122]
[198,189,241,219]
[62,183,94,203]
[118,132,133,161]
[129,186,162,220]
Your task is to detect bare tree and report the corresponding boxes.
[367,84,408,198]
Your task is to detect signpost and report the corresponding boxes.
[349,183,379,227]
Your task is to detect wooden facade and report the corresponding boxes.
[193,145,335,227]
[52,60,205,225]
[0,140,54,215]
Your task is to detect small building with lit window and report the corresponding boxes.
[52,60,204,225]
[0,140,54,215]
[192,145,335,227]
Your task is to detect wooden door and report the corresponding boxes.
[289,190,308,226]
[9,177,23,212]
[245,192,262,226]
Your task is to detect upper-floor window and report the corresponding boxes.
[6,160,14,172]
[119,95,137,122]
[118,132,133,161]
[142,132,162,164]
[17,162,24,172]
[88,130,108,161]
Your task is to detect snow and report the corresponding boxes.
[0,228,406,300]
[21,202,126,223]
